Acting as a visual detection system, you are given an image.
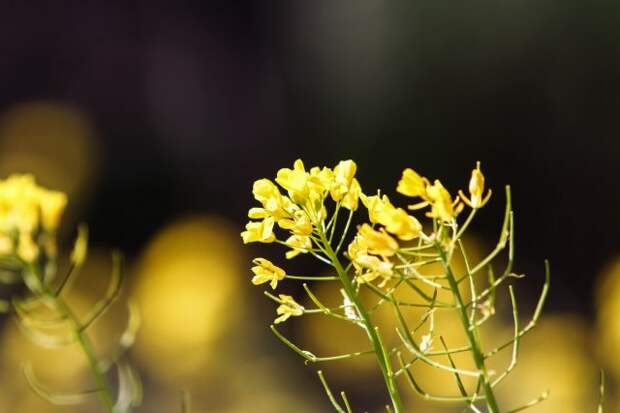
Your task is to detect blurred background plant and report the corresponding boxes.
[0,175,141,412]
[1,1,620,411]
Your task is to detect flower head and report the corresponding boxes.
[251,258,286,289]
[459,162,492,209]
[0,174,67,262]
[241,217,276,244]
[354,254,394,284]
[361,193,421,240]
[426,180,461,222]
[274,294,304,324]
[330,160,357,201]
[357,224,398,257]
[397,168,429,199]
[284,235,312,259]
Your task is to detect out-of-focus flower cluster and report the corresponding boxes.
[0,174,67,262]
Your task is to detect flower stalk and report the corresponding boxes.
[241,158,601,412]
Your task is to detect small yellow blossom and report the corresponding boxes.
[276,159,312,204]
[397,168,429,199]
[381,207,422,241]
[361,193,393,225]
[309,166,335,191]
[340,178,361,211]
[17,232,39,262]
[241,217,276,244]
[357,224,398,257]
[347,235,367,263]
[459,162,492,209]
[347,234,394,285]
[279,210,313,236]
[251,258,286,289]
[249,179,296,221]
[330,160,357,202]
[275,294,304,324]
[361,193,421,240]
[426,180,460,222]
[284,235,312,259]
[0,174,67,262]
[355,254,394,284]
[276,160,329,222]
[0,235,12,255]
[38,189,68,230]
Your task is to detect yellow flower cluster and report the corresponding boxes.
[0,174,67,262]
[242,159,361,258]
[242,160,491,323]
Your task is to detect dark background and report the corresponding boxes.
[0,2,619,412]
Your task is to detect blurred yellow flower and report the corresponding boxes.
[0,174,67,262]
[241,217,275,244]
[275,295,304,324]
[251,258,286,289]
[459,162,492,209]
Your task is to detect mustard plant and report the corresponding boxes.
[0,175,141,412]
[242,160,605,412]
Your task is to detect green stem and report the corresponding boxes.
[317,229,405,413]
[437,246,500,413]
[37,279,115,412]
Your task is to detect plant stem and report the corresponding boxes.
[34,274,116,413]
[317,229,405,413]
[437,246,500,413]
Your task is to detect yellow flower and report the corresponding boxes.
[347,233,394,285]
[274,294,304,324]
[361,193,421,240]
[251,258,286,289]
[284,235,312,259]
[0,235,12,255]
[276,160,330,223]
[397,168,429,199]
[249,179,296,221]
[17,232,39,262]
[459,162,492,209]
[279,210,313,236]
[357,224,398,257]
[354,254,394,284]
[330,160,357,202]
[309,166,335,191]
[361,193,393,225]
[276,159,312,204]
[381,207,422,241]
[0,174,67,262]
[241,217,276,244]
[426,180,460,222]
[340,178,361,211]
[38,189,68,230]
